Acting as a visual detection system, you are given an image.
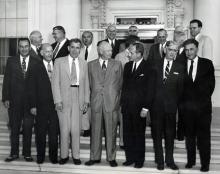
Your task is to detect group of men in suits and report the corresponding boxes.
[2,19,215,172]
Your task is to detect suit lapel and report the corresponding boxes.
[64,57,71,79]
[95,59,103,82]
[194,58,201,83]
[15,56,24,79]
[78,58,83,83]
[105,59,114,79]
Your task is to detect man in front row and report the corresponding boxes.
[85,41,122,167]
[150,41,184,170]
[52,38,90,165]
[28,43,59,164]
[182,39,215,172]
[120,42,154,168]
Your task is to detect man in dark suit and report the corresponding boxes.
[182,39,215,172]
[51,26,69,61]
[2,38,39,162]
[150,41,184,170]
[28,43,59,164]
[121,42,154,168]
[147,28,168,63]
[103,24,120,59]
[29,30,43,61]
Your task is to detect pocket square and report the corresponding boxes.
[139,74,144,77]
[173,72,179,75]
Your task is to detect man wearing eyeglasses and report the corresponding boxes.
[150,41,184,171]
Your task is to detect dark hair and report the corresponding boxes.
[133,42,144,56]
[18,38,30,46]
[157,28,167,34]
[183,39,199,48]
[82,31,93,38]
[53,25,66,34]
[69,38,82,48]
[190,19,203,28]
[125,36,140,48]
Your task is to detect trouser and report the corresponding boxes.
[35,109,59,161]
[90,104,118,161]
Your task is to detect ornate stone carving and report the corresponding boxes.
[166,0,175,28]
[90,0,107,28]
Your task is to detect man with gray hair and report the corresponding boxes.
[85,41,122,167]
[29,30,43,61]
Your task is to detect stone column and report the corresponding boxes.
[194,0,220,66]
[56,0,81,38]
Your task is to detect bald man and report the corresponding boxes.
[28,43,59,164]
[103,24,120,59]
[85,41,123,167]
[29,30,43,61]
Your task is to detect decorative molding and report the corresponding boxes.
[166,0,175,28]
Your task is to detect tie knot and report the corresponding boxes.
[102,60,106,70]
[191,60,194,64]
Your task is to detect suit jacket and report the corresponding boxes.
[147,43,164,63]
[51,55,90,111]
[182,57,215,114]
[88,58,122,112]
[2,55,39,110]
[121,59,155,115]
[51,39,69,61]
[151,58,185,114]
[104,39,120,59]
[28,60,55,111]
[79,44,98,62]
[29,48,42,61]
[196,34,213,60]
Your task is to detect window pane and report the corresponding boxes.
[0,0,6,18]
[17,19,28,36]
[17,0,28,18]
[6,19,16,37]
[0,19,6,37]
[6,0,16,18]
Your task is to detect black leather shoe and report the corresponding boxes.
[73,158,81,165]
[167,163,179,170]
[123,161,134,166]
[157,164,164,170]
[83,130,90,137]
[109,160,118,167]
[85,160,101,166]
[5,155,19,162]
[134,162,144,168]
[50,159,58,164]
[59,157,69,165]
[200,165,209,172]
[37,159,44,164]
[24,156,34,162]
[185,163,195,169]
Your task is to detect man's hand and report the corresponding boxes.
[3,101,10,109]
[30,107,37,116]
[140,108,148,118]
[82,103,89,114]
[55,102,63,112]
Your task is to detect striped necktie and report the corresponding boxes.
[164,61,170,82]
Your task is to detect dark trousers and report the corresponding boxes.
[184,109,211,167]
[122,111,146,163]
[151,110,176,165]
[35,109,59,161]
[9,105,34,157]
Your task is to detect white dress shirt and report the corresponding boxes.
[132,58,143,71]
[108,38,115,46]
[99,58,108,68]
[43,59,53,72]
[31,44,38,54]
[20,55,29,71]
[163,58,173,79]
[187,56,198,82]
[68,55,80,85]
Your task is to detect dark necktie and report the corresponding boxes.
[85,46,88,61]
[71,59,77,84]
[164,61,170,82]
[189,60,194,81]
[47,62,52,81]
[37,47,41,56]
[102,60,107,70]
[111,41,114,49]
[21,57,26,78]
[132,62,136,74]
[53,42,60,58]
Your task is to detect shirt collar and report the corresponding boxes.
[99,58,108,65]
[195,33,201,40]
[31,44,37,53]
[188,56,198,64]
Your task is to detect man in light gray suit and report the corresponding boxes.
[190,19,213,60]
[52,38,90,165]
[85,41,123,167]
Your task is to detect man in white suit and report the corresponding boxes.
[52,38,90,165]
[190,19,213,60]
[80,31,98,137]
